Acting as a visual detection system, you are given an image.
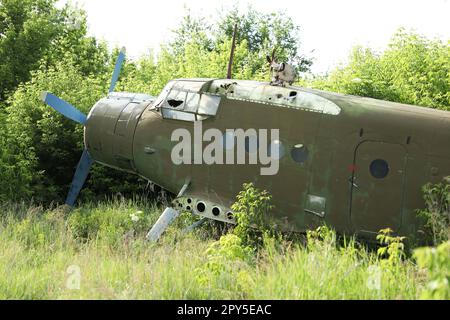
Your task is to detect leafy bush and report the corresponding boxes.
[194,183,277,296]
[310,29,450,110]
[194,234,255,298]
[414,241,450,300]
[0,0,109,101]
[195,234,253,279]
[231,183,275,247]
[1,59,147,203]
[418,177,450,245]
[376,228,406,267]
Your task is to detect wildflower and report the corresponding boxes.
[131,211,143,223]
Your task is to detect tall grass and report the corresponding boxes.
[0,199,436,300]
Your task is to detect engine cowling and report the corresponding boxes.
[84,92,155,173]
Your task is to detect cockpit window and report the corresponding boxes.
[161,108,196,121]
[156,80,221,122]
[198,95,221,115]
[163,90,186,109]
[168,99,184,108]
[185,92,201,112]
[152,82,174,109]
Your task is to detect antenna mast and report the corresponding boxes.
[227,23,238,79]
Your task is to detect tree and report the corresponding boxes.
[0,0,108,101]
[311,29,450,110]
[169,7,213,55]
[0,0,120,203]
[124,6,312,95]
[216,6,312,73]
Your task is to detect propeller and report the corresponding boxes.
[109,47,126,93]
[41,92,87,125]
[41,47,127,207]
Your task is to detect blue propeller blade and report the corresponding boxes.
[109,47,126,93]
[41,92,87,125]
[66,150,94,207]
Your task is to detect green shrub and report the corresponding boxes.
[376,228,406,267]
[310,29,450,111]
[414,241,450,300]
[418,177,450,245]
[231,183,275,247]
[197,234,253,276]
[0,0,110,101]
[2,59,146,203]
[194,233,254,298]
[194,183,277,297]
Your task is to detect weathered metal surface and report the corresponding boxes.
[83,78,450,242]
[350,141,407,235]
[107,91,155,103]
[208,80,341,114]
[173,196,236,224]
[85,94,153,172]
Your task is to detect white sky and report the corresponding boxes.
[58,0,450,74]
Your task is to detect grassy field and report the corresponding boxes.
[0,198,445,300]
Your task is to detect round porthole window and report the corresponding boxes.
[268,140,285,160]
[370,159,389,179]
[291,144,309,163]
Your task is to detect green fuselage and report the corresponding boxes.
[84,79,450,242]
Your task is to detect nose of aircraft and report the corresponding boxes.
[84,93,155,174]
[85,94,190,195]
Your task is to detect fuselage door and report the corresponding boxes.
[350,141,407,235]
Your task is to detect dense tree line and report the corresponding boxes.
[307,28,449,111]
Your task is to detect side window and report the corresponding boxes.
[161,108,196,121]
[152,82,173,108]
[160,89,191,121]
[185,92,201,112]
[291,144,309,163]
[160,89,221,122]
[163,90,187,109]
[198,95,221,115]
[370,159,390,179]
